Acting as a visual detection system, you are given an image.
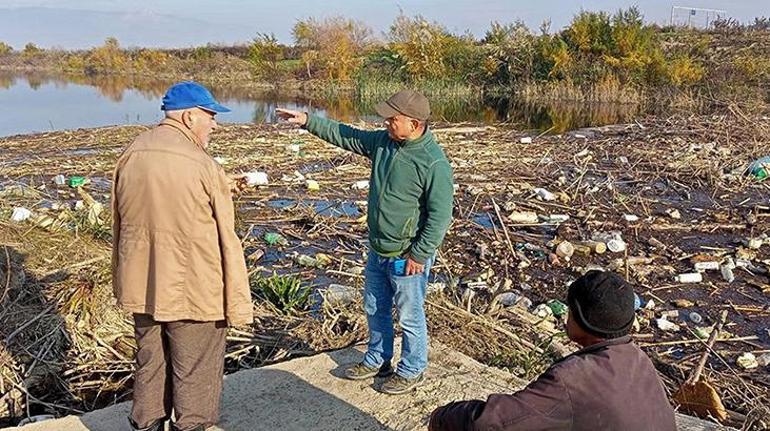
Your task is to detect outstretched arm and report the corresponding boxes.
[276,108,380,158]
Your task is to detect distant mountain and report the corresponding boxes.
[0,7,254,49]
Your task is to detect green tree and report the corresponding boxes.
[248,33,285,83]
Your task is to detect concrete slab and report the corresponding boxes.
[6,340,727,431]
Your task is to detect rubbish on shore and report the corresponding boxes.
[315,253,332,267]
[247,249,265,262]
[213,156,229,165]
[533,187,556,201]
[748,156,770,179]
[689,312,703,324]
[580,241,607,254]
[666,208,682,219]
[68,176,86,187]
[498,291,523,306]
[53,174,66,186]
[295,254,317,267]
[317,283,357,306]
[546,299,568,317]
[673,299,695,308]
[737,352,759,370]
[673,310,728,421]
[656,316,680,332]
[634,293,641,310]
[263,232,287,246]
[244,171,269,186]
[661,310,680,319]
[509,211,539,224]
[624,214,639,222]
[606,238,626,253]
[555,241,574,259]
[306,179,320,191]
[520,137,533,144]
[10,207,32,222]
[542,214,570,223]
[675,273,703,283]
[352,180,369,190]
[747,237,764,250]
[757,353,770,368]
[720,258,736,283]
[694,261,720,271]
[533,303,553,318]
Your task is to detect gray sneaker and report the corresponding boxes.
[344,362,393,380]
[380,373,425,395]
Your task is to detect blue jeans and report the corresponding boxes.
[361,249,433,379]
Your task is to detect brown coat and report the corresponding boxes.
[111,119,252,325]
[430,336,676,431]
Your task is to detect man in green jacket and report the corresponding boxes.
[277,90,453,394]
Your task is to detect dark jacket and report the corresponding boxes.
[429,336,676,431]
[304,114,454,264]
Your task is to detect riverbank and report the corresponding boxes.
[1,114,769,428]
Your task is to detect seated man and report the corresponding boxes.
[429,270,676,431]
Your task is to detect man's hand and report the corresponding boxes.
[275,108,308,126]
[405,255,425,276]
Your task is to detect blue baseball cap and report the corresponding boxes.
[161,81,231,113]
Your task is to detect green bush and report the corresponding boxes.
[0,42,12,55]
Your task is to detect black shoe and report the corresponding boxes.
[128,417,166,431]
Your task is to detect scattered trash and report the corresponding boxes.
[720,258,736,283]
[661,310,680,319]
[533,187,556,201]
[213,156,229,165]
[315,253,332,266]
[675,273,703,283]
[542,214,570,223]
[737,352,759,370]
[555,241,574,259]
[10,207,32,222]
[665,208,682,219]
[68,176,86,187]
[317,283,357,306]
[688,312,703,324]
[748,156,770,180]
[509,211,539,224]
[533,304,553,318]
[694,261,720,271]
[546,299,568,317]
[624,214,640,222]
[263,232,287,246]
[656,316,680,332]
[673,299,695,308]
[520,137,533,144]
[352,180,369,190]
[53,174,66,186]
[244,171,269,186]
[757,353,770,368]
[606,238,627,253]
[306,179,320,191]
[634,293,641,310]
[747,237,763,250]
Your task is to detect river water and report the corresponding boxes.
[0,71,642,137]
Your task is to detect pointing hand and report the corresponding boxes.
[275,108,308,126]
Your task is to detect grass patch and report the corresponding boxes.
[250,273,311,314]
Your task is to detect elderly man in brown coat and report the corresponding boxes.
[111,81,252,431]
[429,270,676,431]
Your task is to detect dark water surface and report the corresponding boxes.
[0,71,644,137]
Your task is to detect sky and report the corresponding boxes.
[0,0,767,49]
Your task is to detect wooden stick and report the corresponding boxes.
[687,310,728,385]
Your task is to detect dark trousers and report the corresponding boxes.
[131,314,227,430]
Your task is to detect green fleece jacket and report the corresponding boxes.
[305,114,454,263]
